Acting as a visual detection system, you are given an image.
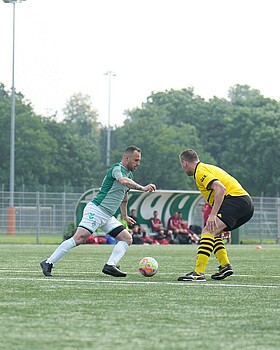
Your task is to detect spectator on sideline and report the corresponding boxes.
[125,211,145,244]
[131,225,144,245]
[150,210,172,243]
[167,211,180,238]
[40,146,156,278]
[128,209,147,238]
[178,149,254,282]
[202,201,212,226]
[178,212,200,244]
[221,230,231,244]
[117,213,129,230]
[128,209,156,245]
[150,210,165,234]
[167,211,190,243]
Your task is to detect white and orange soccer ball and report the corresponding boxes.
[139,257,158,277]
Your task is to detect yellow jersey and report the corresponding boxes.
[194,162,249,206]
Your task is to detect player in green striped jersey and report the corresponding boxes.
[40,146,156,278]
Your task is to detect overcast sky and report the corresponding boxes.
[1,0,280,126]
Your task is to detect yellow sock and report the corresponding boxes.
[213,237,230,266]
[195,233,214,274]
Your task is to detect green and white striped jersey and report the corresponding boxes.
[92,162,133,216]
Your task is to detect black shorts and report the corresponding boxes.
[108,225,126,238]
[218,195,254,231]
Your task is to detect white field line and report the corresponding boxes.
[0,276,278,288]
[0,269,280,279]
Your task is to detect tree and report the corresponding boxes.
[43,117,105,190]
[2,82,279,195]
[220,100,280,196]
[201,96,233,160]
[0,85,105,190]
[0,84,12,186]
[113,115,213,190]
[228,84,270,107]
[0,84,57,188]
[125,88,208,127]
[59,92,105,186]
[121,84,280,195]
[63,92,100,137]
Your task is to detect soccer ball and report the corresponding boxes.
[139,257,158,277]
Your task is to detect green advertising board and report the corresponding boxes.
[75,189,204,229]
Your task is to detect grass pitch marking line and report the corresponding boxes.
[0,276,278,289]
[1,269,280,279]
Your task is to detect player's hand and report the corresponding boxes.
[205,214,218,233]
[142,183,156,192]
[125,216,136,226]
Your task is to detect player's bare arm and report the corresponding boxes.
[206,180,226,232]
[120,195,135,226]
[118,177,156,192]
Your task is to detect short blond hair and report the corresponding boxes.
[179,149,199,162]
[124,146,141,156]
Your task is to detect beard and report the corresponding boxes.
[186,169,193,176]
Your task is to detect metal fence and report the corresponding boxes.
[0,191,82,241]
[192,196,280,244]
[239,197,280,244]
[0,191,279,244]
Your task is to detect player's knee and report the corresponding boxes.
[124,231,133,246]
[117,229,133,245]
[73,227,91,245]
[201,228,215,236]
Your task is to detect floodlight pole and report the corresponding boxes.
[104,71,116,167]
[3,0,26,234]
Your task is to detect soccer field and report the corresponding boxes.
[0,244,279,350]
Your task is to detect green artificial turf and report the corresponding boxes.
[0,244,279,350]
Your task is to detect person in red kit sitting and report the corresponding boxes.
[167,211,189,244]
[178,212,200,244]
[150,210,172,243]
[150,210,165,234]
[202,201,212,226]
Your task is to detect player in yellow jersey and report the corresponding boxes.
[178,149,254,281]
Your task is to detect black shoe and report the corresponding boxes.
[40,259,53,277]
[178,271,206,282]
[211,263,233,280]
[102,264,127,277]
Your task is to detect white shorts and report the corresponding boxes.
[78,202,123,236]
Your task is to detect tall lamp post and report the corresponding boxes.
[3,0,26,235]
[104,71,116,167]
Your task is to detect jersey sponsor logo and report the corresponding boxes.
[89,213,97,227]
[200,175,207,182]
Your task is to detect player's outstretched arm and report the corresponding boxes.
[141,184,156,192]
[118,177,156,192]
